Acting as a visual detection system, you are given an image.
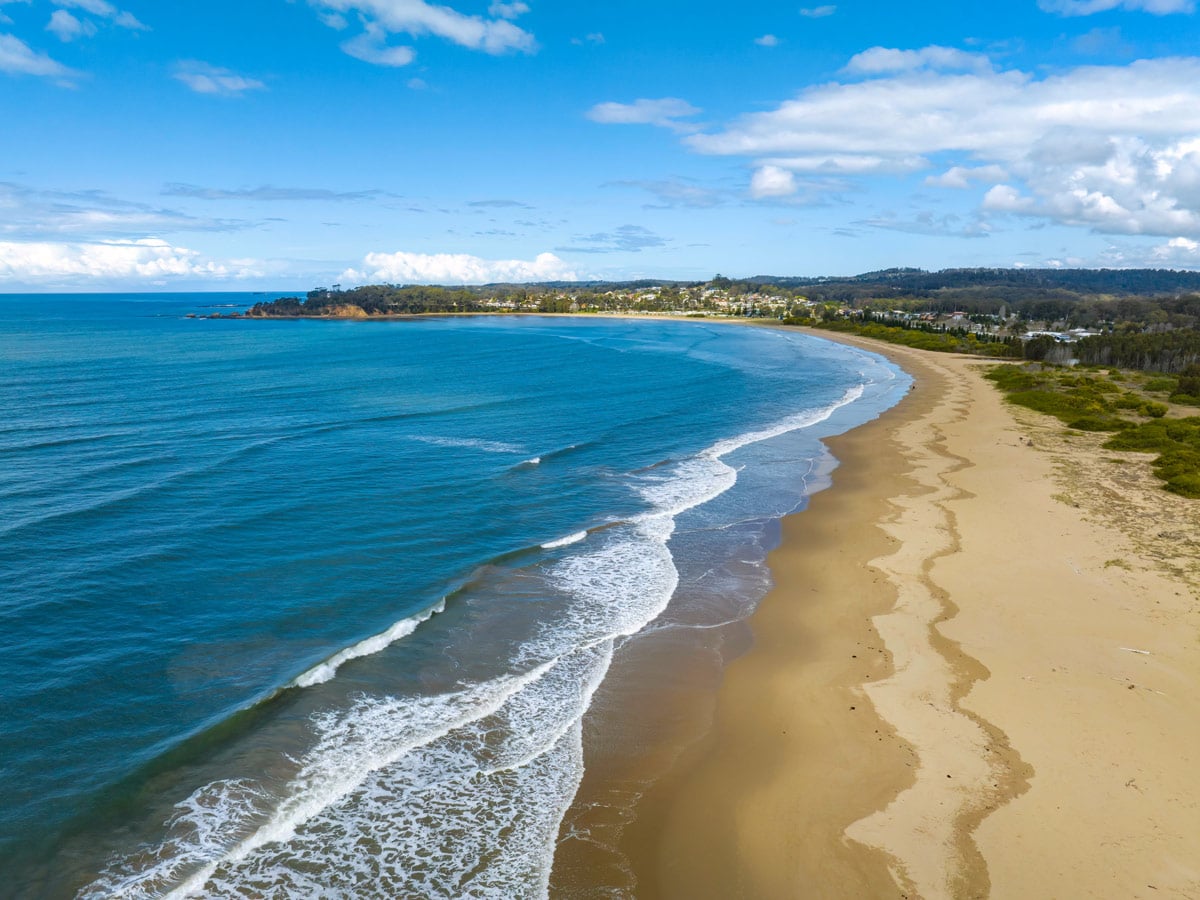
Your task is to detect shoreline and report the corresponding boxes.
[584,331,1200,898]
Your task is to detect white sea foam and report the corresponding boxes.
[411,435,525,454]
[541,531,587,550]
[196,644,613,898]
[78,780,270,899]
[87,647,613,899]
[292,600,445,688]
[87,656,564,898]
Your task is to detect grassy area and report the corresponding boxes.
[986,363,1200,498]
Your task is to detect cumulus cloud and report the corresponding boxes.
[680,52,1200,235]
[310,0,536,63]
[799,5,836,16]
[0,32,81,82]
[586,97,701,132]
[1151,236,1200,262]
[749,165,798,198]
[173,61,265,96]
[1038,0,1194,15]
[0,238,260,284]
[844,45,992,75]
[755,34,780,47]
[340,250,578,284]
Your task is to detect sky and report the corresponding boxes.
[2,0,1200,290]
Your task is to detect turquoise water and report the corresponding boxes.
[0,296,909,898]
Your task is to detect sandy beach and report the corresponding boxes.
[623,335,1200,899]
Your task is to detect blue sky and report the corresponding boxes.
[2,0,1200,289]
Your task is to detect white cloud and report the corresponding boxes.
[0,0,21,26]
[317,10,348,28]
[925,164,1009,188]
[340,24,415,66]
[52,0,114,15]
[981,184,1037,213]
[609,177,727,208]
[844,45,992,75]
[0,238,260,283]
[755,34,780,47]
[763,154,928,174]
[1038,0,1194,15]
[46,9,95,40]
[586,97,701,132]
[0,32,81,82]
[1151,236,1200,262]
[1,181,249,238]
[173,61,266,96]
[51,0,147,30]
[799,5,836,16]
[557,224,666,254]
[859,210,992,238]
[683,53,1200,236]
[310,0,535,60]
[340,250,578,284]
[750,165,798,198]
[488,1,529,18]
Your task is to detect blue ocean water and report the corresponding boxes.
[0,296,909,898]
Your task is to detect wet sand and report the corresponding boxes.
[570,334,1200,899]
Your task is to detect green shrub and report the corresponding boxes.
[1155,447,1200,479]
[1007,389,1106,420]
[1105,422,1171,452]
[1164,418,1200,443]
[1165,474,1200,498]
[985,366,1041,392]
[1144,377,1176,393]
[1068,416,1128,432]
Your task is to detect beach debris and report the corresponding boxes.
[1119,647,1152,655]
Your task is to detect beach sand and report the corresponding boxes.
[608,336,1200,899]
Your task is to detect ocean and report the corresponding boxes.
[0,295,910,898]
